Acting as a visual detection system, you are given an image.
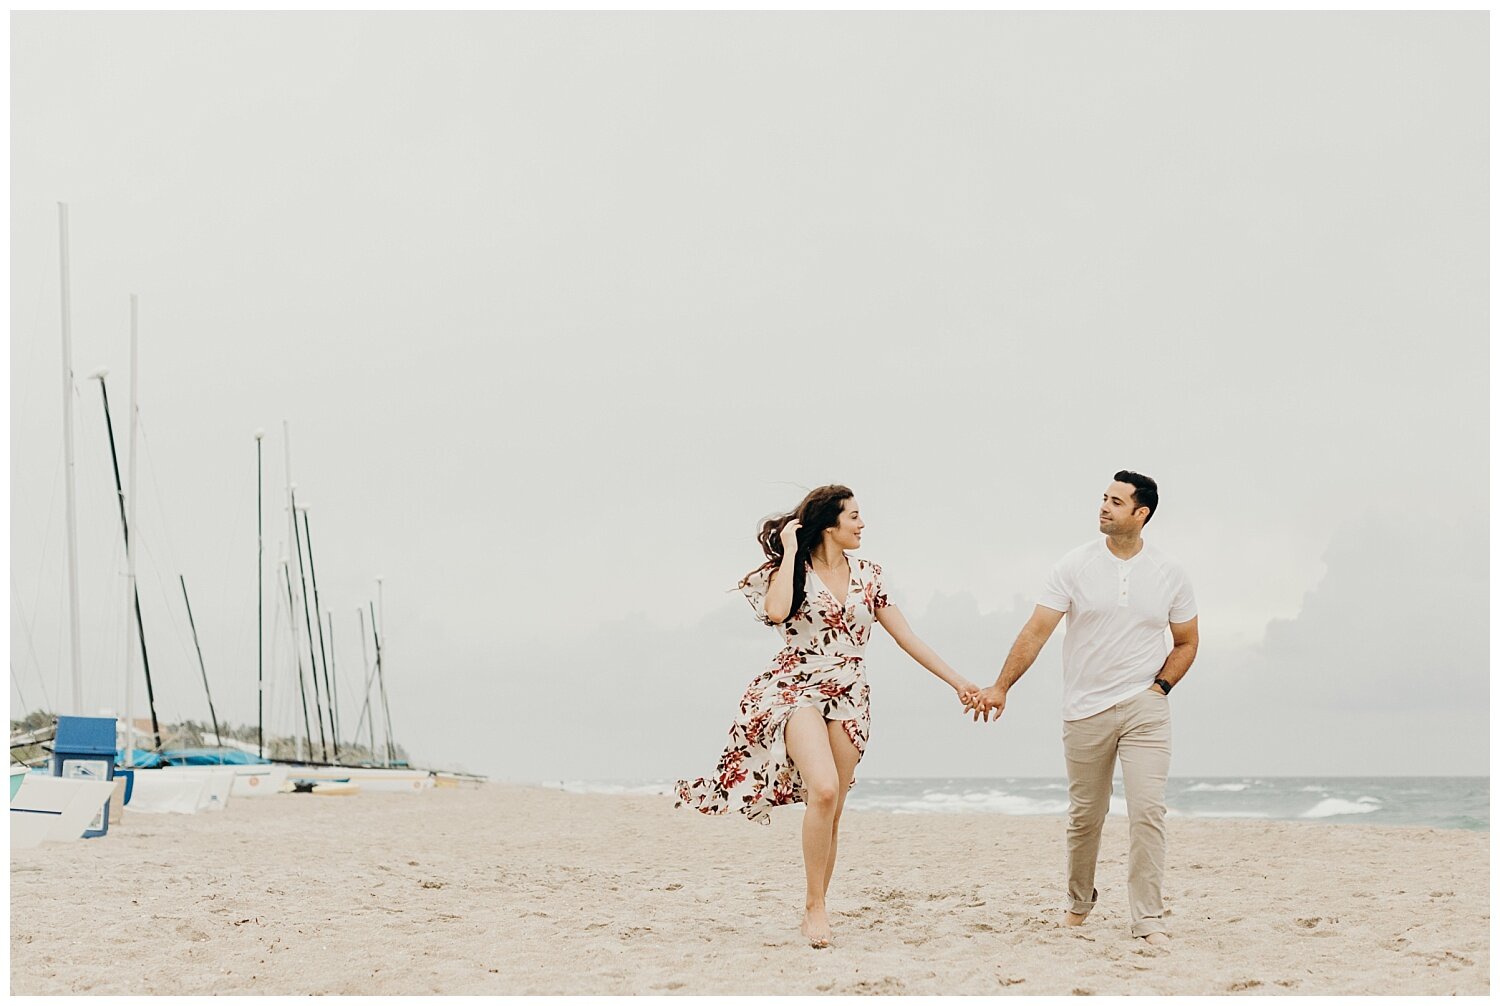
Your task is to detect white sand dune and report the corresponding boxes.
[9,784,1488,995]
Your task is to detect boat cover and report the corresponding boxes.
[115,747,270,767]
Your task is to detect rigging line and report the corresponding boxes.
[10,577,56,716]
[136,415,240,731]
[134,414,186,580]
[213,486,240,674]
[15,437,67,715]
[266,575,285,739]
[47,574,63,717]
[11,662,31,717]
[25,442,67,649]
[211,477,254,729]
[136,532,202,725]
[138,533,194,647]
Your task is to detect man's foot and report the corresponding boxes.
[1062,911,1088,927]
[801,906,832,949]
[1139,932,1171,947]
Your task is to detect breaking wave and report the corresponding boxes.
[1301,797,1382,819]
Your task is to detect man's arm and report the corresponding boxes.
[1150,617,1199,693]
[971,604,1065,722]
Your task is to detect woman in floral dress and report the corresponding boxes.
[676,484,979,948]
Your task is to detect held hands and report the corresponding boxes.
[962,685,1007,723]
[953,678,981,710]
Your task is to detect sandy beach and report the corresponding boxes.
[9,783,1488,995]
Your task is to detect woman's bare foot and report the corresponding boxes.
[801,906,832,948]
[1062,911,1088,927]
[1139,932,1171,947]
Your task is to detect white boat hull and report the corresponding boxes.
[283,767,432,793]
[161,767,235,811]
[155,763,288,797]
[127,770,211,814]
[10,775,117,848]
[230,765,288,797]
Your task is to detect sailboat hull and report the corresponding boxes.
[10,775,116,848]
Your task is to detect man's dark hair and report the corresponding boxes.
[1114,470,1158,525]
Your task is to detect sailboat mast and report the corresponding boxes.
[378,577,395,764]
[356,606,376,757]
[370,592,394,766]
[281,423,310,758]
[302,508,338,759]
[282,559,314,758]
[255,430,264,760]
[57,203,84,714]
[92,383,161,747]
[325,611,338,749]
[125,296,160,750]
[179,575,222,748]
[291,495,328,760]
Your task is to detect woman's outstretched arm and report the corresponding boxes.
[874,604,979,700]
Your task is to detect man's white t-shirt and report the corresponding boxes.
[1038,538,1197,722]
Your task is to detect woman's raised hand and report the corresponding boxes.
[778,519,802,558]
[954,678,981,707]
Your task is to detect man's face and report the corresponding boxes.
[1098,480,1148,535]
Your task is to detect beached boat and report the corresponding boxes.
[226,764,289,797]
[283,766,432,793]
[10,774,116,849]
[126,770,213,814]
[160,766,234,811]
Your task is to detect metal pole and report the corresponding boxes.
[255,430,264,759]
[303,508,338,759]
[291,496,327,760]
[377,577,395,764]
[94,371,134,760]
[126,295,161,751]
[371,594,394,766]
[93,367,160,751]
[57,203,84,714]
[326,611,338,751]
[179,574,222,749]
[282,560,314,758]
[355,606,377,759]
[281,422,307,753]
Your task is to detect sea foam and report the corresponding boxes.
[1301,797,1381,819]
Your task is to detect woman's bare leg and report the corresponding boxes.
[822,721,861,898]
[783,706,841,947]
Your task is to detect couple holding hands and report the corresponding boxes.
[676,473,1199,949]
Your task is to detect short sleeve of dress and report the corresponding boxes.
[865,561,900,611]
[738,565,776,626]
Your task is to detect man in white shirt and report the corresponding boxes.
[968,471,1199,946]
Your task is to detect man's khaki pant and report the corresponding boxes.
[1061,687,1171,937]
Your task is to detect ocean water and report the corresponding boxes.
[549,777,1488,831]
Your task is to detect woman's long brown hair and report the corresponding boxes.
[741,484,854,622]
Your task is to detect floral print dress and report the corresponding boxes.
[675,555,891,825]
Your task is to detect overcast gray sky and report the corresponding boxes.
[10,13,1487,781]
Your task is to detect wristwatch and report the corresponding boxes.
[1153,677,1172,695]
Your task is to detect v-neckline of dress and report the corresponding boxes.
[808,557,854,608]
